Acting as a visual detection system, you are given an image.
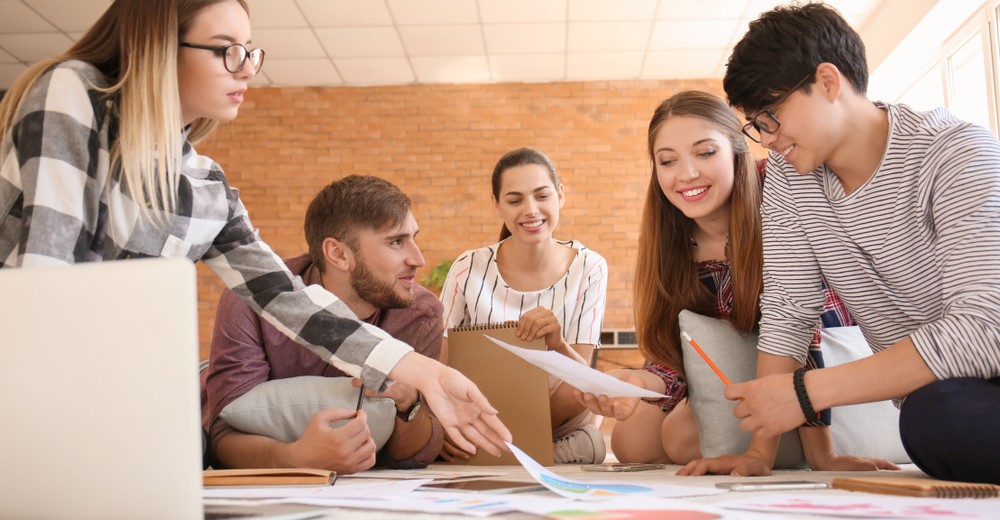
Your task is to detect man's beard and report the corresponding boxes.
[349,257,415,309]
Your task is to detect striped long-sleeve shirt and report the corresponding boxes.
[759,102,1000,380]
[0,60,411,391]
[441,239,608,346]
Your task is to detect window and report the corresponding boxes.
[889,2,1000,135]
[947,30,993,130]
[898,63,944,111]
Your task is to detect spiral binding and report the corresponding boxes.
[450,320,518,332]
[934,484,1000,498]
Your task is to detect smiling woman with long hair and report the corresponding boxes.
[574,91,895,475]
[439,147,609,464]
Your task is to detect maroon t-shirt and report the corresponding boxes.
[202,253,444,465]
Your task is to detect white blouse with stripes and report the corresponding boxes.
[758,102,1000,380]
[441,239,608,346]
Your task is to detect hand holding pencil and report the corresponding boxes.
[681,330,743,401]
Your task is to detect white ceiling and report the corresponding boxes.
[0,0,883,89]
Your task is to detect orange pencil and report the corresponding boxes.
[681,331,732,385]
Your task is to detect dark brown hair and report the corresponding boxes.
[491,147,560,241]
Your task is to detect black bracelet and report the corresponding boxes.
[792,367,823,426]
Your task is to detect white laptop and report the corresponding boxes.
[0,258,204,520]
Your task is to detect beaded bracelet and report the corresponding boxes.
[792,367,825,427]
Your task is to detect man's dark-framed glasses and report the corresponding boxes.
[741,73,812,143]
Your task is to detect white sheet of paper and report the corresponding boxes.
[202,479,427,500]
[484,336,666,398]
[506,442,723,501]
[281,491,565,518]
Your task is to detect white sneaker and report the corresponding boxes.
[553,425,606,464]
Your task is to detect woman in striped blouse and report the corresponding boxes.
[439,147,610,464]
[575,91,894,474]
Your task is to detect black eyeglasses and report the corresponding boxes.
[741,73,813,143]
[179,42,265,75]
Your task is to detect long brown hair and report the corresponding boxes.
[634,91,762,372]
[0,0,247,221]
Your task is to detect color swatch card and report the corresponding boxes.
[507,442,722,501]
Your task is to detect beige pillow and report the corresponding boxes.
[220,376,395,450]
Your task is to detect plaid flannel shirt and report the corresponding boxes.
[0,60,411,391]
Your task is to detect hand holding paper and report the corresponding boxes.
[484,336,666,399]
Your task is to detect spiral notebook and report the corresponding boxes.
[448,321,554,466]
[832,476,1000,498]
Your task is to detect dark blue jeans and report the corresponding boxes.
[899,377,1000,484]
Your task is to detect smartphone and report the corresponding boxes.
[419,479,545,494]
[581,463,666,472]
[715,480,830,492]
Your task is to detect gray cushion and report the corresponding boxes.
[219,376,395,450]
[679,310,806,469]
[678,310,910,467]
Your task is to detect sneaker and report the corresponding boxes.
[553,425,606,464]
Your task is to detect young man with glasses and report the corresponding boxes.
[681,3,1000,484]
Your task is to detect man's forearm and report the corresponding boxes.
[215,431,296,469]
[382,411,443,467]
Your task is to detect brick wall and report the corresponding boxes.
[194,78,730,359]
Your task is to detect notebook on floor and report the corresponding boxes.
[0,258,205,520]
[448,322,554,466]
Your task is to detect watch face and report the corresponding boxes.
[406,401,422,422]
[399,400,422,422]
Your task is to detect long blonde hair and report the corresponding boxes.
[634,91,762,372]
[0,0,247,221]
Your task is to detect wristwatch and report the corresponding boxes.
[397,397,422,422]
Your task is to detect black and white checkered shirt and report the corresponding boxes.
[0,60,411,390]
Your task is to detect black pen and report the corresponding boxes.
[356,384,365,412]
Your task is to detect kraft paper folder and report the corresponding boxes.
[448,321,554,466]
[832,476,1000,498]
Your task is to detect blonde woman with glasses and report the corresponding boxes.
[0,0,510,463]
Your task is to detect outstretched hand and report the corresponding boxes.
[392,353,511,457]
[677,452,772,477]
[812,453,900,472]
[573,369,644,421]
[424,366,511,457]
